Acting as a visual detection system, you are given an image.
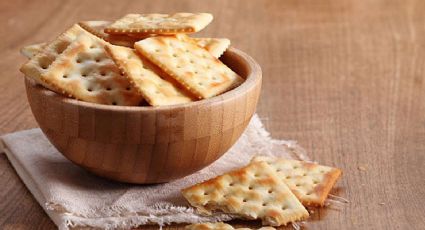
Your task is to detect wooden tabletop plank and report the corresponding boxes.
[1,0,424,229]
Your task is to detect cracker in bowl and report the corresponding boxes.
[20,24,143,106]
[105,13,213,35]
[135,36,244,99]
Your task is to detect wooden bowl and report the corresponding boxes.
[24,47,262,184]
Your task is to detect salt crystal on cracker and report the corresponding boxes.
[105,44,194,106]
[105,13,213,35]
[20,24,143,105]
[182,161,309,226]
[135,36,244,99]
[251,156,342,207]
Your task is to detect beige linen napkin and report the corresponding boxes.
[0,114,308,230]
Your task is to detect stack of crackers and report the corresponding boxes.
[20,13,244,106]
[182,156,342,229]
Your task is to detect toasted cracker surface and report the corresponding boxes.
[20,24,143,105]
[135,36,243,99]
[105,13,213,35]
[175,34,230,59]
[251,156,342,207]
[105,44,194,106]
[182,161,309,226]
[20,43,46,59]
[192,38,230,58]
[78,21,143,47]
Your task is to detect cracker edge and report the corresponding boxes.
[104,13,213,35]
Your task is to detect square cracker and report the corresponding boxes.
[20,24,143,106]
[104,13,213,35]
[135,36,244,99]
[19,24,86,91]
[20,42,46,59]
[80,20,228,58]
[105,44,194,106]
[181,161,309,226]
[251,156,342,207]
[78,21,144,47]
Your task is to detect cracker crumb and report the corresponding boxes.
[358,165,367,171]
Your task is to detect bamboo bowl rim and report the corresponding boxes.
[26,47,261,111]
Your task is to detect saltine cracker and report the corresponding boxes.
[182,161,309,226]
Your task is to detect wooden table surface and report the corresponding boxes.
[1,0,424,229]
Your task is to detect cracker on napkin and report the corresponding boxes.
[251,156,342,207]
[135,36,244,99]
[105,13,213,35]
[20,24,143,105]
[20,42,46,59]
[78,20,144,47]
[105,44,194,106]
[182,161,309,226]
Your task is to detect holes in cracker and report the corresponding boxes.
[38,56,54,70]
[112,101,117,105]
[62,74,68,79]
[106,87,112,91]
[87,87,93,92]
[126,86,131,91]
[100,71,106,77]
[55,41,70,54]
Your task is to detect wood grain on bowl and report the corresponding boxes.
[25,47,262,184]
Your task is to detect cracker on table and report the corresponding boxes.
[251,156,342,207]
[104,13,213,35]
[185,222,276,230]
[185,222,234,230]
[105,44,194,106]
[78,20,144,47]
[182,161,309,226]
[135,36,244,99]
[20,42,46,59]
[20,24,143,105]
